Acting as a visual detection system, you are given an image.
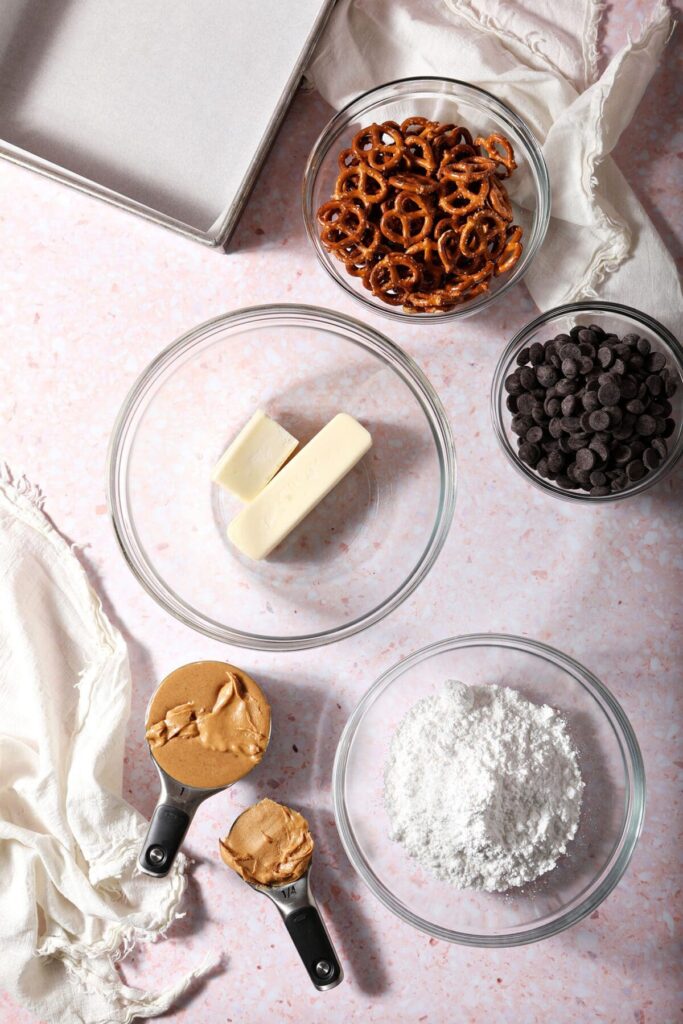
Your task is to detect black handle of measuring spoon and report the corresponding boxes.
[284,905,342,990]
[138,802,191,876]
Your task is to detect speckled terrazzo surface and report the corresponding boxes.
[0,3,681,1022]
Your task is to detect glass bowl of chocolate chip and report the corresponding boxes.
[492,302,683,500]
[303,77,550,321]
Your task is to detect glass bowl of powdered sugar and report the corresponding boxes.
[333,633,644,946]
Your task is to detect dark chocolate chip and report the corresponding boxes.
[613,444,632,466]
[529,342,545,365]
[516,346,531,366]
[511,414,533,435]
[575,447,596,471]
[626,459,646,481]
[526,425,544,444]
[619,377,638,400]
[647,351,666,372]
[519,442,541,467]
[597,346,613,369]
[590,485,611,496]
[589,470,607,487]
[505,372,523,395]
[536,365,558,387]
[578,328,599,347]
[636,337,651,355]
[589,438,610,462]
[559,342,581,361]
[588,410,610,432]
[547,451,565,473]
[635,414,656,437]
[519,367,537,390]
[643,447,660,470]
[517,393,535,415]
[646,374,663,396]
[651,437,668,459]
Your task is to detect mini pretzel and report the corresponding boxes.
[317,199,367,249]
[388,172,438,196]
[494,226,523,275]
[438,170,491,216]
[401,116,436,136]
[406,237,445,289]
[338,148,360,171]
[475,134,517,177]
[405,135,437,175]
[459,209,507,259]
[339,223,383,273]
[488,176,513,222]
[380,192,433,246]
[335,163,388,205]
[436,143,477,171]
[427,124,475,161]
[367,253,421,304]
[353,123,405,172]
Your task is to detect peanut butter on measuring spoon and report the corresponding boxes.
[219,799,343,990]
[138,661,270,877]
[220,798,314,886]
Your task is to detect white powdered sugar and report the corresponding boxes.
[384,681,584,892]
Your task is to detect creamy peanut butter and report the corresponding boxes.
[220,798,314,886]
[145,662,270,789]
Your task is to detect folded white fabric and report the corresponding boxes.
[307,0,682,339]
[0,469,216,1024]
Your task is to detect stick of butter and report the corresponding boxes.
[212,410,298,502]
[228,413,372,560]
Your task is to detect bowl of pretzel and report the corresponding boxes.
[303,77,550,320]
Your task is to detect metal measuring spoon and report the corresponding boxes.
[138,662,271,877]
[222,806,343,991]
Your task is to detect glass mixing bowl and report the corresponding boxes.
[107,305,455,650]
[491,301,683,502]
[303,77,550,322]
[333,634,644,946]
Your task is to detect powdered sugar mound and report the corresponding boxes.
[383,681,584,892]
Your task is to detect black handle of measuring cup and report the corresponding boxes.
[138,801,191,876]
[284,905,343,990]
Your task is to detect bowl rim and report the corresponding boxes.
[106,302,456,651]
[302,75,550,323]
[332,632,646,947]
[491,300,683,503]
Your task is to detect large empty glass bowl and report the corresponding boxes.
[333,634,644,945]
[107,305,455,650]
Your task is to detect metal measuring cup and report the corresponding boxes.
[138,662,271,877]
[222,808,343,991]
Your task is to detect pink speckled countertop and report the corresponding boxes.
[1,5,681,1024]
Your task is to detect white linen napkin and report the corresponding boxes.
[307,0,682,340]
[0,468,217,1024]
